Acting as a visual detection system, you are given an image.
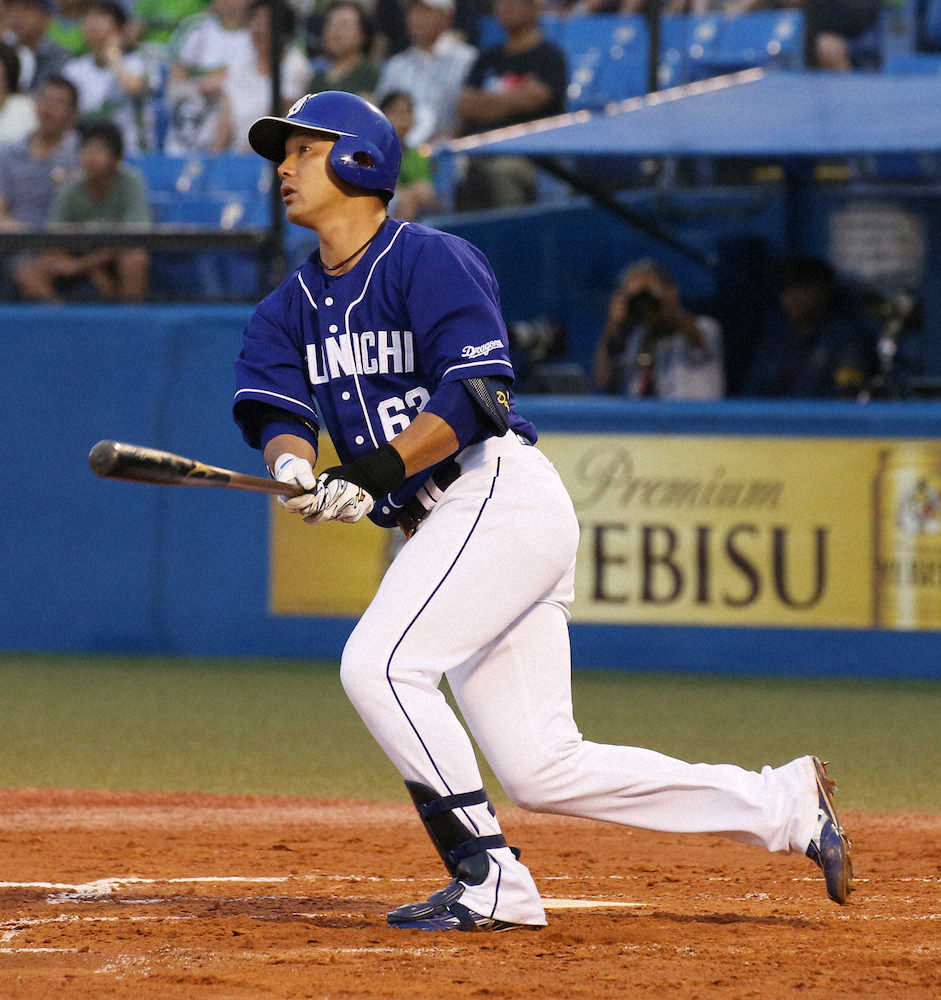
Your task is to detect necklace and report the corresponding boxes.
[320,218,387,273]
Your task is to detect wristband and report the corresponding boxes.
[322,443,406,498]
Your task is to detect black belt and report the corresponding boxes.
[396,460,462,538]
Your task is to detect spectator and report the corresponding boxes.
[742,255,874,398]
[48,0,90,58]
[2,0,70,93]
[594,259,725,398]
[380,89,437,219]
[16,119,151,302]
[803,0,883,71]
[0,41,39,144]
[456,0,566,210]
[375,0,477,146]
[0,75,79,229]
[163,0,254,155]
[125,0,209,51]
[309,1,379,99]
[212,0,312,152]
[62,1,150,155]
[0,74,80,297]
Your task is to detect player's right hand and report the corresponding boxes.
[272,453,321,514]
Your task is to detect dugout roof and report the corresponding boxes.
[447,70,941,160]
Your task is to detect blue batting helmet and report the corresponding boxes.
[248,91,401,199]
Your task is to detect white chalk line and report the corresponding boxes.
[0,914,198,957]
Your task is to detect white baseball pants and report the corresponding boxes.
[340,433,819,924]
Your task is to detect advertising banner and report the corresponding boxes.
[271,433,941,631]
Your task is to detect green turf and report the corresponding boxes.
[1,654,938,813]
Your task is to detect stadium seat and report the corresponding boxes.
[658,15,690,88]
[564,15,649,111]
[684,14,724,82]
[204,155,271,195]
[127,154,209,195]
[716,10,803,71]
[686,11,804,81]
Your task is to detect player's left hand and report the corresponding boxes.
[302,473,375,525]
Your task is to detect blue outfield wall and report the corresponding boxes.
[1,304,940,678]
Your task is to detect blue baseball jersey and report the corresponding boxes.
[234,219,537,528]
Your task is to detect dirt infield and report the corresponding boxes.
[0,790,938,999]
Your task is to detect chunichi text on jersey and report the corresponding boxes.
[307,330,416,385]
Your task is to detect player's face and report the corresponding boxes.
[278,132,343,227]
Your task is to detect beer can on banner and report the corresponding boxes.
[872,443,941,629]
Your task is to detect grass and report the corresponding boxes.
[1,654,939,813]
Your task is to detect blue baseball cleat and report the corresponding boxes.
[387,880,540,932]
[805,757,854,904]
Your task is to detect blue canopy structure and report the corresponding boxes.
[448,69,941,159]
[444,69,941,268]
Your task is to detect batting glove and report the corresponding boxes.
[302,473,375,525]
[272,452,324,517]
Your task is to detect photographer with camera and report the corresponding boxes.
[593,258,725,399]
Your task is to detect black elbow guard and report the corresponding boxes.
[460,376,512,436]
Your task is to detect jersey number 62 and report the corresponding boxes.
[377,387,431,441]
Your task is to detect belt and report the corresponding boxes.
[396,459,462,538]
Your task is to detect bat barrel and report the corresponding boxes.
[88,439,122,477]
[88,439,304,497]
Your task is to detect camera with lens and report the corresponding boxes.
[626,288,663,326]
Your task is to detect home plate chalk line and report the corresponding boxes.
[0,875,648,911]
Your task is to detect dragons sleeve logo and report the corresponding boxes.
[461,340,504,360]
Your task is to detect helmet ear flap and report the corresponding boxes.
[330,136,387,193]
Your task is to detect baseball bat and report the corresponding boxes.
[88,440,304,497]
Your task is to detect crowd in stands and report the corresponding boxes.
[0,1,902,183]
[0,1,923,398]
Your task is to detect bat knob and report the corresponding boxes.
[88,439,120,477]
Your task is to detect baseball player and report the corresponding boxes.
[233,91,853,931]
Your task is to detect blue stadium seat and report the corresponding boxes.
[686,11,804,81]
[564,15,648,111]
[684,14,724,82]
[658,15,691,88]
[127,154,209,195]
[148,189,266,297]
[204,155,271,194]
[593,16,650,105]
[716,10,803,71]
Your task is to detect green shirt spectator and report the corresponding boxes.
[17,118,151,301]
[399,144,432,187]
[48,1,90,56]
[309,1,380,98]
[50,158,151,223]
[310,57,380,97]
[379,90,437,221]
[129,0,209,48]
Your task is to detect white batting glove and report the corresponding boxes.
[302,473,375,525]
[272,452,324,517]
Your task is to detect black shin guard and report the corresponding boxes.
[405,781,508,886]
